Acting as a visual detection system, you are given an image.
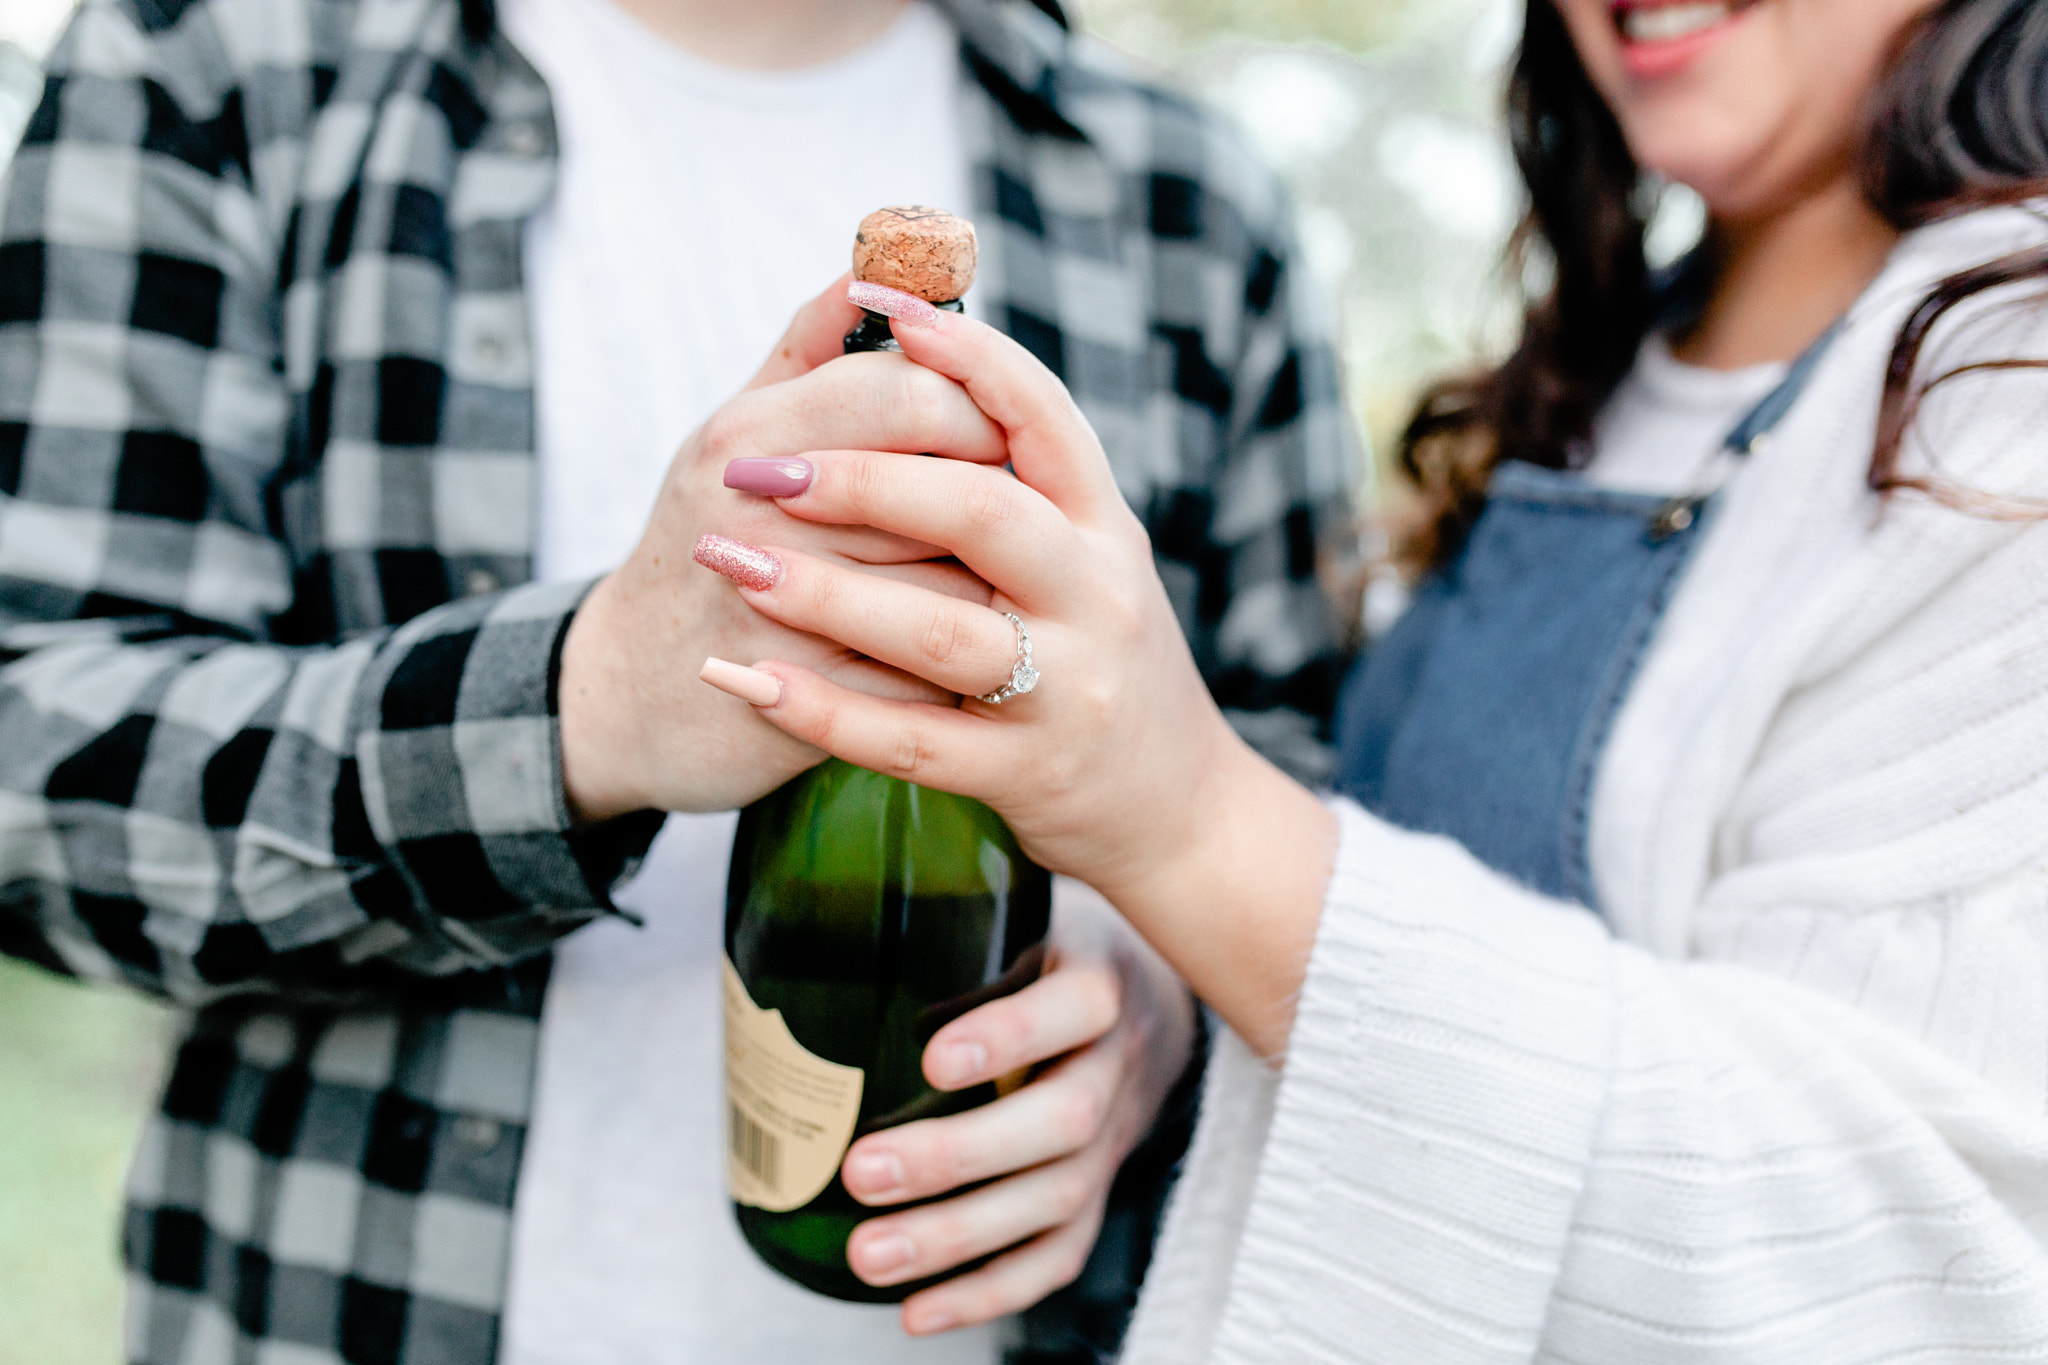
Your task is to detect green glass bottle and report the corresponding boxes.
[723,207,1051,1302]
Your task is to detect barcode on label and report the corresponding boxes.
[729,1102,781,1190]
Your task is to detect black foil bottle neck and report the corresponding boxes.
[843,298,965,355]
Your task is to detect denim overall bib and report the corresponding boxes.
[1335,329,1836,909]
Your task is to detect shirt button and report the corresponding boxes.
[474,332,507,364]
[504,124,543,156]
[466,568,501,597]
[453,1115,502,1151]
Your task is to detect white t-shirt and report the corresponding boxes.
[493,1,994,1360]
[1362,336,1788,638]
[1585,333,1788,494]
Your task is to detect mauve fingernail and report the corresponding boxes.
[848,280,940,329]
[724,457,813,497]
[693,534,782,591]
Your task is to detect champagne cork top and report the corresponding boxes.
[852,206,978,302]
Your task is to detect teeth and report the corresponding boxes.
[1621,1,1732,43]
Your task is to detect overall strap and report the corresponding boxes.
[1648,318,1846,539]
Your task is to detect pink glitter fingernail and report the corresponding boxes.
[848,280,941,329]
[693,534,783,591]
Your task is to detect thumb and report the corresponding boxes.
[874,292,1124,525]
[746,272,863,390]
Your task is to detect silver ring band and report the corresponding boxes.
[980,612,1039,704]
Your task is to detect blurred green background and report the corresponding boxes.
[0,964,168,1365]
[0,0,1538,1359]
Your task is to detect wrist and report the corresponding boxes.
[558,575,648,824]
[1093,721,1264,909]
[1100,731,1336,1058]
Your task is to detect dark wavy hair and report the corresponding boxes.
[1397,0,2048,568]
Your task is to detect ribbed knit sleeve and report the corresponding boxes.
[1128,802,2048,1364]
[1123,209,2048,1365]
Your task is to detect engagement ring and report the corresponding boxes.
[980,612,1038,704]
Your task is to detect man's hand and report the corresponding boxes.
[836,881,1198,1335]
[558,277,1008,820]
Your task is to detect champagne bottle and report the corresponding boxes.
[724,207,1052,1303]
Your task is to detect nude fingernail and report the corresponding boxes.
[844,1150,905,1197]
[909,1309,958,1334]
[723,457,813,497]
[700,657,782,708]
[848,280,940,329]
[693,534,783,591]
[857,1233,915,1276]
[932,1040,988,1088]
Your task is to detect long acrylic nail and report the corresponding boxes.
[693,534,783,591]
[723,457,814,497]
[700,658,782,708]
[848,280,940,329]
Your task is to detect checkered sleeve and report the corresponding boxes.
[0,0,652,1003]
[1143,107,1362,787]
[1213,210,1358,785]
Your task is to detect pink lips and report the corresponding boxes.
[1610,0,1757,79]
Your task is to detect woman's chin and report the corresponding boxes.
[1622,140,1750,216]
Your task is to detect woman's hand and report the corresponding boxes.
[696,290,1338,1056]
[557,276,1005,821]
[840,880,1195,1335]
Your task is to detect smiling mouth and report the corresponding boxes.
[1612,0,1762,45]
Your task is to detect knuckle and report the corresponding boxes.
[919,606,967,670]
[987,1006,1037,1065]
[1049,1165,1095,1221]
[840,451,888,515]
[1074,674,1121,733]
[906,1132,948,1189]
[801,562,842,619]
[924,1129,974,1188]
[949,1280,1013,1327]
[1058,1086,1107,1147]
[1036,368,1073,419]
[894,366,950,435]
[959,476,1016,539]
[811,703,851,757]
[1098,578,1147,637]
[1080,971,1123,1036]
[887,725,935,780]
[922,1209,970,1262]
[695,402,753,463]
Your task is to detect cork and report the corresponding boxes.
[852,206,978,303]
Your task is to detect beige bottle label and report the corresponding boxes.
[723,956,866,1212]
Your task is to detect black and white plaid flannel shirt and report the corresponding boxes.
[0,0,1359,1359]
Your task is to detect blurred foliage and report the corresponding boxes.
[0,961,169,1365]
[1079,0,1526,512]
[1076,0,1416,53]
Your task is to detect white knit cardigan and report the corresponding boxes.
[1122,206,2048,1365]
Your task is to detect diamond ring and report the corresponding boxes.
[980,612,1038,704]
